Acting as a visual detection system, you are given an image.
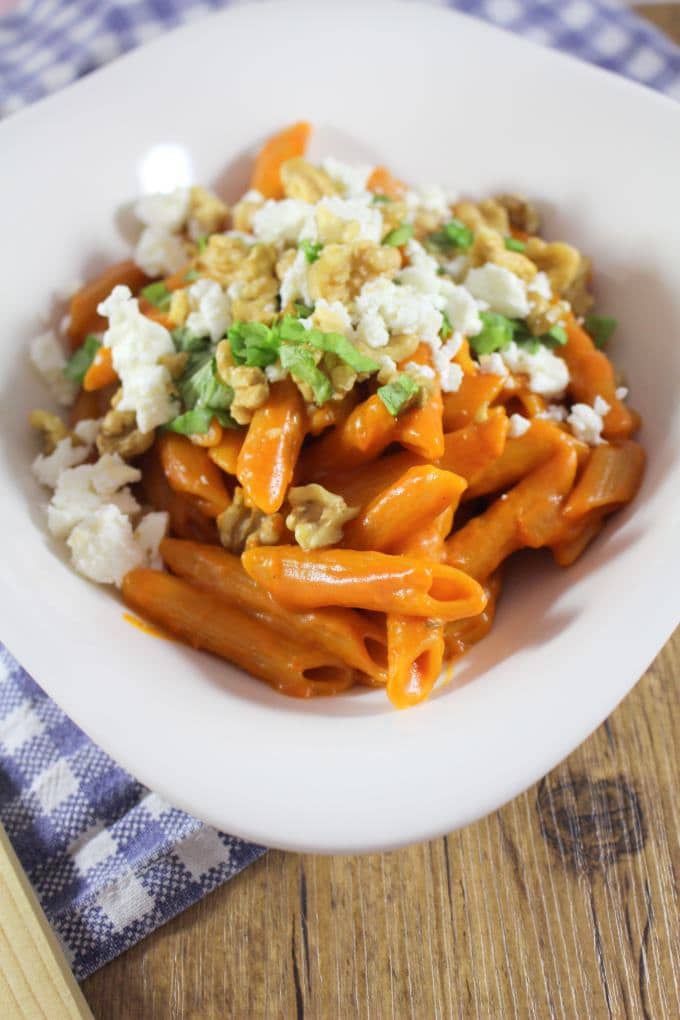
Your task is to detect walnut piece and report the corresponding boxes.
[187,186,230,241]
[524,237,583,294]
[217,487,284,554]
[453,199,510,235]
[96,389,154,460]
[286,484,358,551]
[195,234,250,287]
[215,347,269,425]
[468,226,537,282]
[280,158,338,202]
[307,241,400,303]
[168,288,189,327]
[230,243,280,323]
[494,193,540,234]
[29,409,70,454]
[527,296,570,337]
[232,192,264,233]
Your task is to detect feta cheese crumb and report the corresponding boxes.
[500,341,569,398]
[527,271,552,301]
[134,188,190,232]
[67,504,145,586]
[98,285,179,433]
[404,186,451,221]
[47,453,140,539]
[404,361,435,383]
[615,386,629,401]
[321,157,373,198]
[265,362,287,383]
[376,354,397,383]
[29,331,78,407]
[185,278,231,342]
[33,437,90,489]
[479,352,508,377]
[134,511,169,570]
[72,417,102,446]
[252,198,316,245]
[465,264,530,319]
[316,195,383,243]
[279,248,312,309]
[536,404,567,423]
[432,338,464,393]
[133,226,187,277]
[567,402,607,445]
[593,395,611,417]
[508,413,531,438]
[354,277,442,349]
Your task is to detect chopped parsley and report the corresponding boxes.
[62,334,101,384]
[428,218,474,252]
[299,239,323,263]
[371,194,392,205]
[504,236,527,252]
[584,314,617,349]
[174,352,235,430]
[377,374,420,416]
[382,223,414,247]
[294,301,314,318]
[279,344,333,404]
[469,312,515,356]
[228,321,280,368]
[165,407,217,436]
[305,330,379,373]
[140,281,172,311]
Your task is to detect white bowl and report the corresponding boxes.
[1,0,678,853]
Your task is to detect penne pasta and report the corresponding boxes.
[386,614,444,709]
[438,409,509,487]
[122,569,355,698]
[208,430,245,474]
[237,379,305,514]
[561,315,636,439]
[442,371,506,431]
[242,546,487,621]
[299,394,397,482]
[158,433,231,519]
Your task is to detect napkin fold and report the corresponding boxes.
[1,0,678,982]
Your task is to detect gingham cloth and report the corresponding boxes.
[1,0,679,983]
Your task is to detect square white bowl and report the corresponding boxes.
[1,0,678,852]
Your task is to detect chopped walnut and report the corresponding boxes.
[217,487,284,554]
[286,484,358,551]
[327,359,357,400]
[453,199,510,235]
[380,200,409,236]
[29,409,70,454]
[232,192,264,233]
[495,194,540,234]
[187,186,230,241]
[275,247,297,282]
[195,234,250,287]
[280,158,338,202]
[215,349,269,425]
[307,241,400,303]
[467,226,537,282]
[168,288,189,327]
[524,237,583,294]
[377,331,421,364]
[526,296,570,336]
[230,243,280,323]
[96,389,155,460]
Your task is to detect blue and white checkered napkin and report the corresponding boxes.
[1,0,679,982]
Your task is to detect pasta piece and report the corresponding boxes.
[242,546,486,621]
[298,394,397,481]
[386,614,444,709]
[188,419,224,448]
[393,345,445,460]
[208,430,245,474]
[464,418,584,500]
[562,440,645,520]
[366,166,406,199]
[158,433,231,518]
[439,409,509,487]
[306,391,358,437]
[444,573,503,658]
[122,569,355,698]
[453,338,477,376]
[236,379,305,514]
[140,446,218,543]
[442,371,506,431]
[69,384,116,427]
[562,314,636,439]
[161,538,387,680]
[83,346,117,392]
[68,260,148,348]
[445,445,578,580]
[251,121,312,199]
[397,507,454,561]
[343,466,466,553]
[550,510,606,567]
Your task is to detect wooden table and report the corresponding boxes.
[82,8,680,1017]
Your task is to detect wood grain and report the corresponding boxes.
[0,823,93,1020]
[81,7,680,1018]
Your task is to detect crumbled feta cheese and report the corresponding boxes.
[376,354,397,382]
[465,264,530,319]
[479,352,508,377]
[404,186,451,220]
[442,255,469,280]
[615,386,629,401]
[321,157,373,198]
[500,341,569,398]
[133,226,187,277]
[397,240,481,337]
[593,395,611,417]
[72,418,102,445]
[307,298,354,339]
[29,331,78,407]
[241,189,264,203]
[527,271,552,301]
[224,230,256,246]
[404,361,435,383]
[98,285,179,433]
[47,454,140,539]
[134,187,191,232]
[536,404,567,423]
[354,277,442,349]
[265,362,287,383]
[567,402,607,445]
[134,511,169,570]
[279,248,312,309]
[32,437,90,489]
[252,199,315,245]
[432,338,464,393]
[440,282,482,337]
[316,195,383,243]
[185,278,231,342]
[508,413,531,438]
[67,504,145,586]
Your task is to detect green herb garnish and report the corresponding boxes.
[440,310,453,340]
[171,327,211,354]
[305,331,380,373]
[184,269,200,283]
[584,314,617,349]
[371,194,392,205]
[299,239,323,263]
[62,334,101,384]
[141,281,172,311]
[196,235,208,254]
[165,407,215,436]
[294,301,314,318]
[228,321,280,368]
[469,312,515,355]
[543,324,568,347]
[428,218,474,252]
[382,223,414,247]
[279,344,333,404]
[377,374,420,416]
[504,236,527,252]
